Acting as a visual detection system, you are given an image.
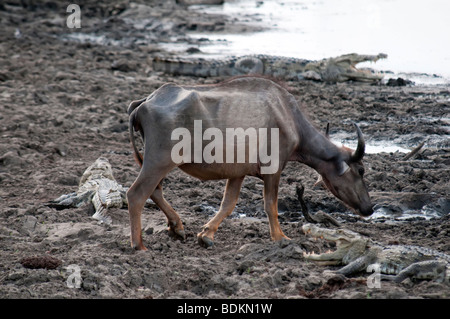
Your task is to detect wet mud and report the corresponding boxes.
[0,0,448,299]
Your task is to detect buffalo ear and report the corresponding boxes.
[338,161,350,176]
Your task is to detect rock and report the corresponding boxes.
[111,59,138,72]
[186,47,201,54]
[0,151,26,168]
[386,77,414,87]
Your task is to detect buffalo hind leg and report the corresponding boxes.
[127,162,175,250]
[263,172,290,241]
[197,177,244,247]
[150,182,185,240]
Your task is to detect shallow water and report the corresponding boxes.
[330,137,411,154]
[185,0,450,85]
[370,207,443,222]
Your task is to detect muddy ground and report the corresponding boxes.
[0,0,449,300]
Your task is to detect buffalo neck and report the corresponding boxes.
[291,108,341,171]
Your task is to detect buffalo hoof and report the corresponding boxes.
[168,227,186,241]
[132,243,148,251]
[131,235,148,251]
[197,234,214,248]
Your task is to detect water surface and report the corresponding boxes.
[185,0,450,84]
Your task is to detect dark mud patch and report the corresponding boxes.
[20,256,62,270]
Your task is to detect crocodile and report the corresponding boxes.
[48,157,153,225]
[302,223,449,283]
[152,53,387,83]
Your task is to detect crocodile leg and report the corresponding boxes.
[336,256,371,276]
[304,250,348,266]
[91,188,123,225]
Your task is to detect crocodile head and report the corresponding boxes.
[308,53,388,83]
[302,223,368,265]
[79,157,115,185]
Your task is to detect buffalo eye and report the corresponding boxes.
[358,167,365,176]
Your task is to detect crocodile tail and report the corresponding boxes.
[152,56,232,77]
[152,56,205,76]
[129,109,143,167]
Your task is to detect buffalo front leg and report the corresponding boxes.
[150,182,185,240]
[263,173,289,241]
[127,163,175,250]
[197,177,244,247]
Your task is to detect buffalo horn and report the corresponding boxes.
[351,123,365,162]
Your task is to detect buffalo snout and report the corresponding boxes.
[358,204,374,217]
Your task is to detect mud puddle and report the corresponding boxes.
[370,207,444,223]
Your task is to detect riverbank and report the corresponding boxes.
[0,0,448,299]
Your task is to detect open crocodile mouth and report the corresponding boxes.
[301,223,360,265]
[339,53,388,82]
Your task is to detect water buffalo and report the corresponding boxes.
[127,76,373,250]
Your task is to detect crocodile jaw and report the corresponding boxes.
[302,223,361,243]
[302,223,363,263]
[322,53,388,82]
[303,250,345,265]
[345,53,387,82]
